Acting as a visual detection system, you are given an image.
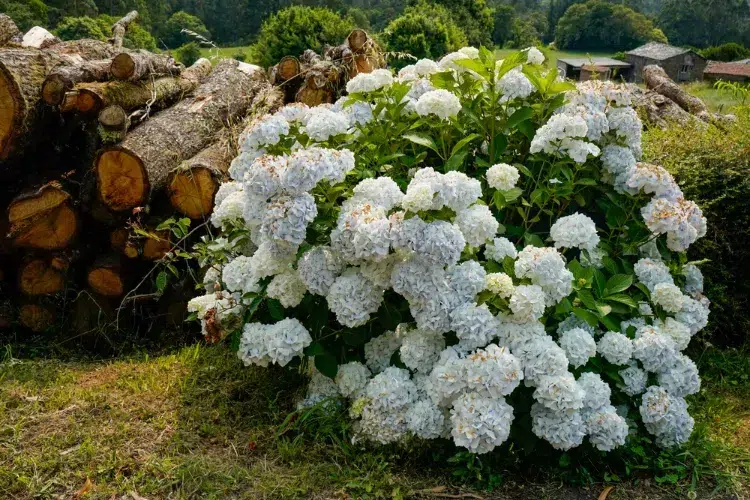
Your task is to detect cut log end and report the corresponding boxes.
[87,267,125,297]
[347,29,369,53]
[20,259,65,295]
[142,230,171,260]
[8,184,78,250]
[19,304,54,332]
[111,53,136,80]
[168,167,219,219]
[77,89,102,113]
[41,73,68,105]
[95,149,149,212]
[278,56,301,81]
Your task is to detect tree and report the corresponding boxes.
[700,43,750,62]
[658,0,750,48]
[55,15,108,41]
[428,0,494,47]
[555,0,667,51]
[173,41,201,66]
[493,4,517,47]
[251,6,355,68]
[382,2,467,68]
[161,11,211,49]
[0,0,48,31]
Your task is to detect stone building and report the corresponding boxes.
[557,57,633,81]
[625,42,707,83]
[704,61,750,82]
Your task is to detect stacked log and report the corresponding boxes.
[0,22,379,339]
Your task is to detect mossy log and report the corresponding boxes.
[97,105,130,144]
[643,65,710,121]
[41,59,112,106]
[8,182,78,250]
[18,254,71,295]
[110,51,182,81]
[0,14,22,46]
[0,40,118,160]
[94,59,266,212]
[167,85,284,218]
[75,58,211,114]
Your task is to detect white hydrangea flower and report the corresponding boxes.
[497,68,534,101]
[277,103,310,123]
[448,260,487,303]
[187,290,240,321]
[365,330,402,374]
[634,257,674,292]
[401,182,436,212]
[633,325,678,372]
[350,177,404,211]
[559,327,597,368]
[222,256,261,294]
[266,270,307,308]
[607,106,642,149]
[249,240,297,278]
[657,354,700,397]
[243,154,286,199]
[652,283,685,313]
[327,269,384,328]
[675,296,710,335]
[486,163,520,191]
[282,147,354,194]
[346,68,394,94]
[297,246,345,296]
[586,406,628,451]
[406,399,445,439]
[534,373,585,412]
[399,327,446,373]
[497,315,547,352]
[359,254,400,289]
[531,402,585,451]
[639,387,694,448]
[514,246,573,306]
[509,284,547,320]
[619,362,648,396]
[211,189,246,229]
[240,113,289,151]
[451,393,514,454]
[451,302,499,350]
[626,162,682,199]
[355,405,408,444]
[237,318,312,367]
[656,317,692,351]
[641,197,707,252]
[332,97,373,127]
[682,264,704,295]
[302,107,350,142]
[485,272,515,298]
[464,344,523,398]
[578,372,612,412]
[428,347,467,407]
[514,335,569,387]
[484,237,517,262]
[414,58,440,76]
[365,367,418,410]
[335,362,372,398]
[550,213,600,251]
[260,193,318,246]
[526,47,545,65]
[331,202,391,264]
[454,204,499,247]
[415,89,462,119]
[597,331,633,365]
[557,314,597,337]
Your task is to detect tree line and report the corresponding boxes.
[2,0,749,63]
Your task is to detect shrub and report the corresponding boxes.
[699,43,750,62]
[643,109,750,347]
[382,2,467,69]
[187,47,712,458]
[55,16,107,42]
[251,6,355,68]
[173,42,201,67]
[161,11,211,49]
[430,0,494,48]
[555,0,667,51]
[0,0,48,32]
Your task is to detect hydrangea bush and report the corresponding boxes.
[188,46,710,455]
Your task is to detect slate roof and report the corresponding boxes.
[735,58,750,64]
[558,57,632,69]
[705,62,750,77]
[626,42,693,60]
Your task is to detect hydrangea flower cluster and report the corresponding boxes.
[191,47,710,457]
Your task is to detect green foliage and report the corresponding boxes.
[642,108,750,347]
[0,0,49,31]
[382,2,467,69]
[54,15,107,41]
[658,0,750,48]
[161,10,210,49]
[700,43,750,62]
[429,0,495,47]
[251,6,355,68]
[713,80,749,106]
[555,0,667,51]
[173,41,201,66]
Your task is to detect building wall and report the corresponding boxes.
[626,53,707,83]
[704,73,750,82]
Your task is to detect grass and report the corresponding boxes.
[681,81,748,112]
[199,45,254,62]
[0,341,747,499]
[495,48,617,68]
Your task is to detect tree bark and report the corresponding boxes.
[75,58,211,114]
[98,105,130,144]
[0,40,119,160]
[8,182,78,250]
[111,10,139,53]
[167,85,284,218]
[41,59,112,106]
[643,65,710,121]
[0,14,22,46]
[94,59,266,212]
[110,51,183,81]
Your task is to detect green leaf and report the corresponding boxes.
[403,133,439,154]
[445,149,469,171]
[453,58,489,79]
[515,163,532,177]
[604,294,638,308]
[493,191,507,210]
[600,315,621,333]
[491,134,508,157]
[314,352,339,378]
[549,80,576,94]
[604,274,633,295]
[502,187,523,203]
[344,329,369,346]
[155,271,168,292]
[429,71,456,90]
[523,232,545,248]
[573,307,599,327]
[516,120,535,140]
[575,178,598,186]
[305,343,325,356]
[266,298,284,320]
[451,133,481,157]
[507,107,534,128]
[577,289,598,310]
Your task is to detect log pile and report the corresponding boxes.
[0,14,381,342]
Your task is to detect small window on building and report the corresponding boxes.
[680,64,693,73]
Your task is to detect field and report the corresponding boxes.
[0,343,747,498]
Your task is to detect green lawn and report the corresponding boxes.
[200,45,254,62]
[495,48,618,68]
[0,343,747,498]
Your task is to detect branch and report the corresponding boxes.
[111,10,140,52]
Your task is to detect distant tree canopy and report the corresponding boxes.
[54,14,157,50]
[699,43,750,62]
[555,0,667,51]
[251,6,356,67]
[494,5,548,48]
[382,1,467,68]
[0,0,49,31]
[161,11,210,49]
[658,0,750,48]
[426,0,494,47]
